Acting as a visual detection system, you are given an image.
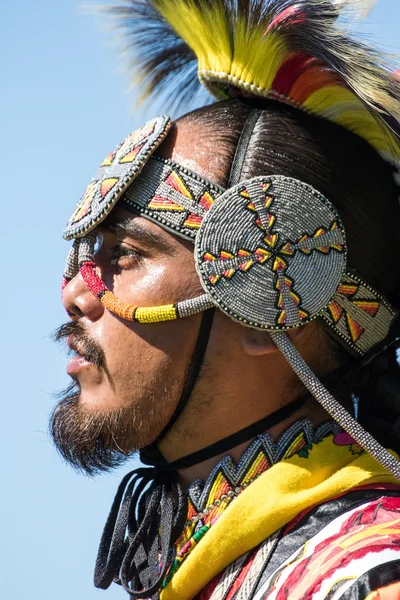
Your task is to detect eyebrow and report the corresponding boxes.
[109,217,176,256]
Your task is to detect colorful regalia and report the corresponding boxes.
[61,0,400,598]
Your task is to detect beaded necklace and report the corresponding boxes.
[162,419,340,587]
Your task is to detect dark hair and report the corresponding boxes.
[179,98,400,451]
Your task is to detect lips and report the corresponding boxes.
[66,335,95,375]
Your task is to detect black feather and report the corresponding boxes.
[107,1,399,135]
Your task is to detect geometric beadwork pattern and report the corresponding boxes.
[196,176,347,330]
[163,419,340,588]
[321,271,398,356]
[122,156,223,240]
[63,115,172,240]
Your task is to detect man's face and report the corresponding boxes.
[52,208,205,473]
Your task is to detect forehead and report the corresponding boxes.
[157,119,230,187]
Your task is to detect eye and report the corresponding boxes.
[110,244,142,269]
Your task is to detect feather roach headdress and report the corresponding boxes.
[110,0,400,171]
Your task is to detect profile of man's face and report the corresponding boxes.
[51,208,205,474]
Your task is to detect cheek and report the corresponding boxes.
[109,252,203,309]
[94,309,201,389]
[90,248,204,406]
[126,263,175,305]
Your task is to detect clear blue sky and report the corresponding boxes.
[2,2,399,599]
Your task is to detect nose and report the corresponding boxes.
[63,271,105,321]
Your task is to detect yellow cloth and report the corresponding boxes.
[161,435,399,600]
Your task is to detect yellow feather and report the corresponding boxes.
[136,0,399,163]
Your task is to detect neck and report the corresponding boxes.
[157,314,333,486]
[176,400,328,489]
[156,396,329,488]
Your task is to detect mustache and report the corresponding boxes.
[53,321,106,371]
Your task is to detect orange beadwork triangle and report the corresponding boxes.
[148,194,185,212]
[346,313,364,342]
[255,248,271,263]
[353,300,379,317]
[277,309,287,324]
[199,192,215,211]
[280,242,294,256]
[165,171,193,198]
[100,151,115,167]
[119,144,144,164]
[327,300,343,323]
[222,268,235,278]
[261,181,272,193]
[239,259,254,271]
[273,256,287,272]
[71,182,97,223]
[290,290,301,306]
[338,284,358,297]
[183,213,202,229]
[209,275,221,285]
[265,195,274,209]
[220,251,234,260]
[264,232,278,247]
[100,178,119,198]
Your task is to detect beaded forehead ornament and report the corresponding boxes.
[63,115,400,481]
[64,114,171,240]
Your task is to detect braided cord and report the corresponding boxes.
[94,467,187,598]
[270,331,400,481]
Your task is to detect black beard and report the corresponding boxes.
[50,321,137,475]
[49,381,136,475]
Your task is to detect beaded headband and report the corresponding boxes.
[63,116,397,357]
[63,115,400,480]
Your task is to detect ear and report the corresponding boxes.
[240,325,309,357]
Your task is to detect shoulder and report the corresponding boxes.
[253,487,400,599]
